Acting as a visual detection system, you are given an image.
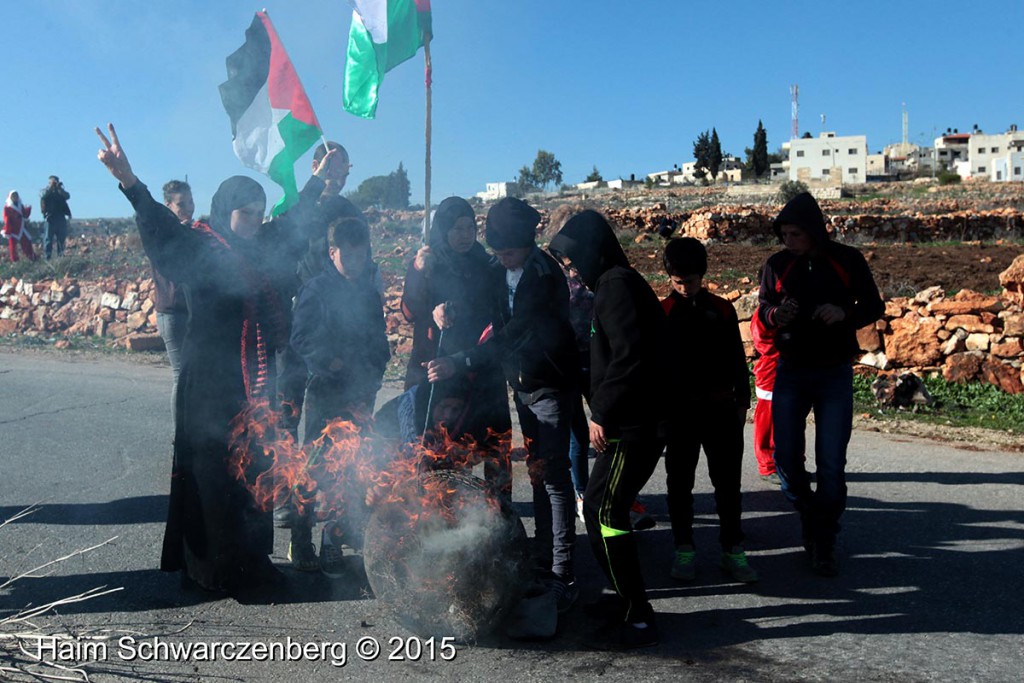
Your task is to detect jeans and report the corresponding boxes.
[772,360,853,548]
[513,389,575,580]
[44,216,67,259]
[567,391,590,494]
[156,310,187,425]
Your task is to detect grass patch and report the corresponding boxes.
[853,372,1024,431]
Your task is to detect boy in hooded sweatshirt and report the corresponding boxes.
[660,238,756,584]
[757,192,883,577]
[549,210,669,650]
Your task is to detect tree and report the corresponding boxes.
[709,128,723,180]
[585,165,603,183]
[347,162,410,210]
[692,130,711,181]
[515,165,539,193]
[530,149,563,190]
[750,120,769,177]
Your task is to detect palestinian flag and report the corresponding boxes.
[343,0,432,119]
[220,11,322,215]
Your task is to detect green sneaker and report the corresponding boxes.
[720,546,759,583]
[670,544,697,581]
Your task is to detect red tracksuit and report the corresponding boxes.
[750,306,777,476]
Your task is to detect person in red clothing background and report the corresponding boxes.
[750,303,780,485]
[3,191,37,262]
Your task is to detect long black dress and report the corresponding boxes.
[123,175,321,591]
[400,198,512,486]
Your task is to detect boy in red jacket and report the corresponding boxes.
[661,238,757,584]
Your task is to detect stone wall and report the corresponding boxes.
[602,203,1024,243]
[6,253,1024,394]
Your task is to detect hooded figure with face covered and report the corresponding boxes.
[96,123,330,594]
[549,210,669,650]
[757,192,883,577]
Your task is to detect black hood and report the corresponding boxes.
[772,191,829,245]
[548,210,629,290]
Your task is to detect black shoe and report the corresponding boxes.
[273,505,296,528]
[812,545,838,577]
[543,576,579,615]
[583,593,628,622]
[584,617,659,650]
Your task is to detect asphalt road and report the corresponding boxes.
[1,351,1022,682]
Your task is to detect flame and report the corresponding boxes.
[227,399,513,528]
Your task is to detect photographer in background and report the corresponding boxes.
[40,175,72,259]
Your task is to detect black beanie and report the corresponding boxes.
[485,197,540,250]
[663,237,708,276]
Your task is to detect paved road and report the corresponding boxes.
[1,351,1022,682]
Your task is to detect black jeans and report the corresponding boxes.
[583,436,663,623]
[664,399,745,550]
[514,389,575,580]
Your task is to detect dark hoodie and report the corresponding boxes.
[758,192,884,367]
[549,210,668,440]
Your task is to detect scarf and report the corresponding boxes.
[192,220,288,402]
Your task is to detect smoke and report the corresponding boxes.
[363,471,529,641]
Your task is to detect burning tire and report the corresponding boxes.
[362,469,530,641]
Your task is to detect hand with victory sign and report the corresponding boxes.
[95,123,138,190]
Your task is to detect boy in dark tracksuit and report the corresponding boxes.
[426,197,580,612]
[758,192,883,576]
[661,238,756,584]
[288,217,391,576]
[549,210,668,650]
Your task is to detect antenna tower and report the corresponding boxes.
[790,84,799,140]
[902,103,909,147]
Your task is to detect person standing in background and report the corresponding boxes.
[153,180,196,423]
[3,191,37,262]
[40,175,71,259]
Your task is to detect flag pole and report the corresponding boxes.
[423,33,433,244]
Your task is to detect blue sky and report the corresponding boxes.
[3,0,1022,218]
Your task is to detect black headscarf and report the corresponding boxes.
[208,176,266,239]
[430,196,486,273]
[430,196,476,252]
[548,210,630,291]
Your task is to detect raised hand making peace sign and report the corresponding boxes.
[95,123,138,190]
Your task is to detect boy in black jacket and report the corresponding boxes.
[425,197,580,612]
[758,192,883,576]
[288,217,391,576]
[661,238,756,584]
[549,210,668,650]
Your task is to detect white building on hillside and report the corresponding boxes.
[934,133,971,170]
[784,132,868,184]
[968,128,1024,178]
[476,181,519,201]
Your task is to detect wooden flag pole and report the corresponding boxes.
[423,34,433,244]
